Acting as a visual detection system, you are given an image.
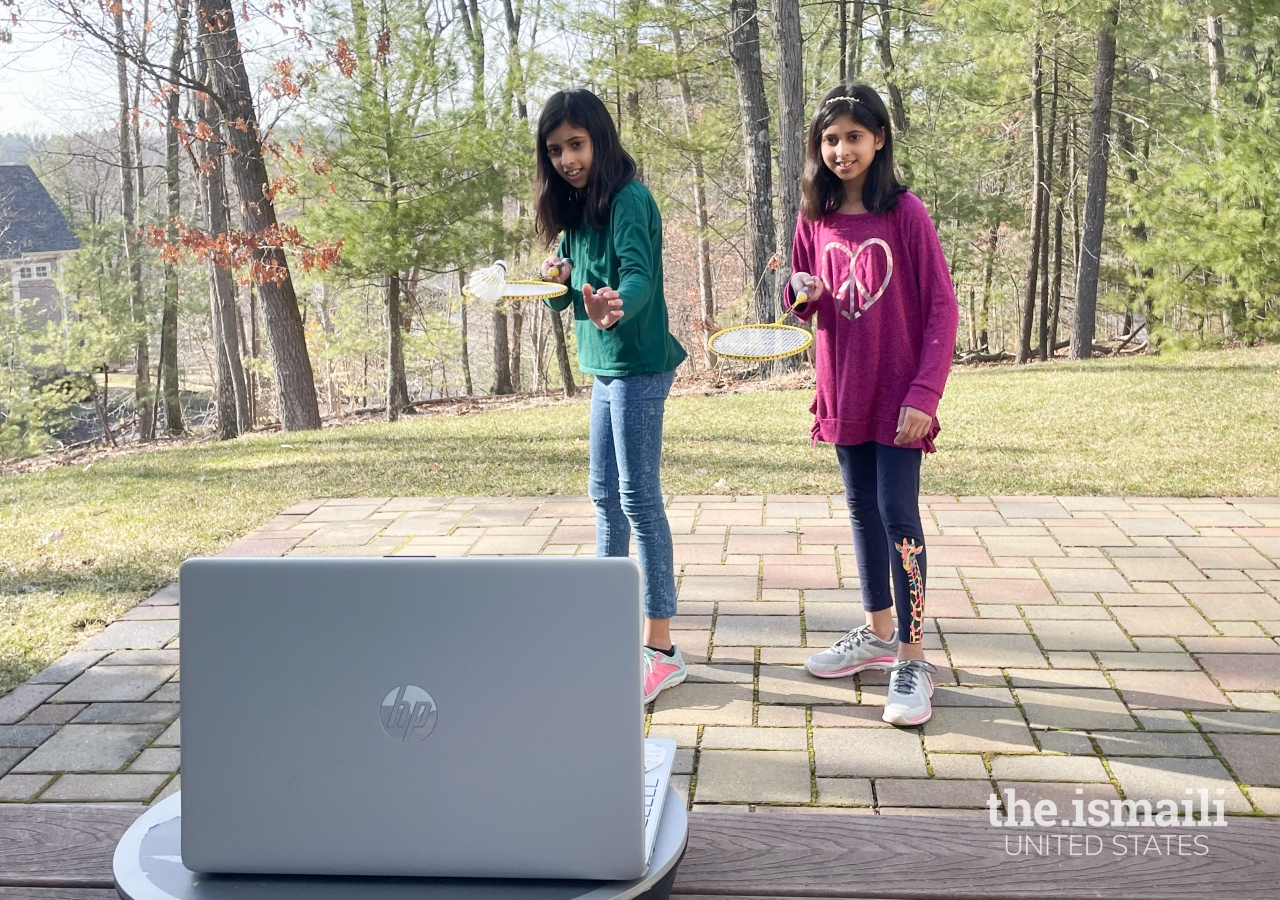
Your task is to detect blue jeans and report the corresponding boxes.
[589,370,677,620]
[836,442,927,644]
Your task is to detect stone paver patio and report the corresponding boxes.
[3,494,1280,818]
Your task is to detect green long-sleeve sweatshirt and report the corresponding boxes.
[547,180,687,377]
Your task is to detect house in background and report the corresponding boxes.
[0,164,81,323]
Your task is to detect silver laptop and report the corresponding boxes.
[179,556,676,880]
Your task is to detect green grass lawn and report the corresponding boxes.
[2,345,1279,691]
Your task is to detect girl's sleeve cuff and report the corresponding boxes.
[902,385,941,418]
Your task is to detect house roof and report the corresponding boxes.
[0,165,80,260]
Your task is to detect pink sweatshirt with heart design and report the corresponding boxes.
[784,190,959,452]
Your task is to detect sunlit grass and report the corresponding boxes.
[1,344,1277,691]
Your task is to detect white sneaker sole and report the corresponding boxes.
[882,705,932,726]
[643,670,687,705]
[882,677,934,726]
[804,655,897,679]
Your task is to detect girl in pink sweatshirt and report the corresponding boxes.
[787,83,959,727]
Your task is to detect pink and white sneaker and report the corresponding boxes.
[882,659,937,726]
[643,644,687,704]
[804,625,899,678]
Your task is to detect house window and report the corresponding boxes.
[13,264,52,280]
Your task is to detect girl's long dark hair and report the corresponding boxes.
[535,89,637,243]
[800,83,907,220]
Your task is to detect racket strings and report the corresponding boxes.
[500,281,569,300]
[462,280,568,301]
[708,324,812,362]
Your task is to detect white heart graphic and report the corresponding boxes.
[821,238,894,321]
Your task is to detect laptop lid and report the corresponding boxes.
[179,556,646,880]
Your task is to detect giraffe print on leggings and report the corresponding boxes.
[896,538,925,643]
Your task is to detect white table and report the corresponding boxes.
[114,789,688,900]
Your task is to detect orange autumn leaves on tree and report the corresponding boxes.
[162,119,340,283]
[265,59,305,100]
[145,220,342,285]
[330,38,358,77]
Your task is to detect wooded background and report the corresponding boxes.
[2,0,1278,456]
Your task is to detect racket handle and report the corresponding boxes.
[546,255,572,282]
[792,292,809,315]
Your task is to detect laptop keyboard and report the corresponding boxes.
[643,773,660,825]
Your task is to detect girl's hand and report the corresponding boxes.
[582,284,623,329]
[895,406,933,446]
[789,271,822,309]
[542,255,572,284]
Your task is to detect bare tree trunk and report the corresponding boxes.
[1069,117,1081,305]
[93,369,118,448]
[458,272,474,397]
[728,0,777,327]
[666,0,717,367]
[549,306,576,397]
[510,306,523,392]
[851,0,865,78]
[1207,13,1226,126]
[386,272,412,420]
[456,0,512,395]
[537,307,551,393]
[773,0,804,317]
[132,9,156,433]
[160,0,189,434]
[491,301,514,394]
[457,0,485,109]
[875,1,908,135]
[198,0,321,428]
[531,303,546,391]
[966,286,977,351]
[1037,57,1057,361]
[193,22,250,438]
[316,286,340,416]
[622,0,643,171]
[1017,41,1044,365]
[1050,116,1068,356]
[839,0,848,81]
[1070,0,1120,361]
[500,0,528,119]
[114,6,153,441]
[157,300,181,430]
[367,9,409,419]
[547,302,573,394]
[979,223,997,350]
[236,296,253,425]
[1206,14,1233,334]
[503,1,555,391]
[1117,101,1154,334]
[245,283,260,426]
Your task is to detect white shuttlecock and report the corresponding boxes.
[467,259,508,303]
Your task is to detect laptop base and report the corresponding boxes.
[114,790,688,900]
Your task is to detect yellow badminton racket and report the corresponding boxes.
[707,293,813,362]
[462,280,569,302]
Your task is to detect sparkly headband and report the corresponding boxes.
[821,94,864,109]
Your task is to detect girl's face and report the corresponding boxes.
[820,112,885,186]
[544,121,593,190]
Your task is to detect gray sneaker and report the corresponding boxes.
[882,659,937,726]
[804,625,899,679]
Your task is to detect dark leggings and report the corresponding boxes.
[836,441,927,644]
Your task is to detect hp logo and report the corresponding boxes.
[380,685,438,743]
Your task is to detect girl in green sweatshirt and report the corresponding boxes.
[535,89,688,704]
